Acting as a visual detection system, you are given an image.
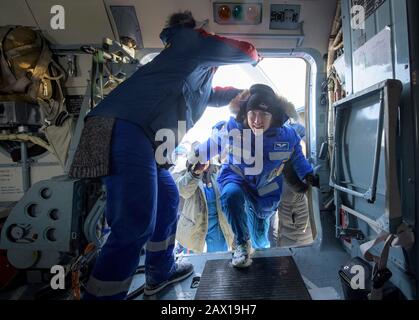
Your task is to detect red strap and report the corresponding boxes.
[213,86,237,92]
[196,29,259,61]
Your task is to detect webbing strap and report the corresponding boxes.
[360,223,414,300]
[90,50,104,108]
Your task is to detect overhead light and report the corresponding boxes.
[232,5,243,20]
[218,5,231,21]
[214,2,262,25]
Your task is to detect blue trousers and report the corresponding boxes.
[220,183,272,249]
[84,119,179,300]
[206,209,228,252]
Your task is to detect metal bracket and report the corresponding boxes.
[339,228,365,241]
[190,274,201,289]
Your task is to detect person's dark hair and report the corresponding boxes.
[166,11,196,28]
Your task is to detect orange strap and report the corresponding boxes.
[72,271,81,300]
[71,243,96,300]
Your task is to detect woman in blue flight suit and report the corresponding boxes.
[192,84,315,268]
[70,11,259,299]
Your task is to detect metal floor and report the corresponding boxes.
[132,243,350,300]
[1,205,350,300]
[194,256,311,300]
[0,242,349,300]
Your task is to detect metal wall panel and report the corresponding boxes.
[0,0,38,27]
[26,0,116,45]
[340,0,415,299]
[364,12,376,42]
[342,0,354,95]
[376,0,391,32]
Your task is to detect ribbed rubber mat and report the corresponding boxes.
[194,256,311,300]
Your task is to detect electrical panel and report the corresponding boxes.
[270,4,301,30]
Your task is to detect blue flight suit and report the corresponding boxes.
[83,26,258,299]
[203,184,228,252]
[196,117,313,249]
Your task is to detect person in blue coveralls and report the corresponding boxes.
[189,84,318,268]
[69,11,260,299]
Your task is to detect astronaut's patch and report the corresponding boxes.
[274,142,290,151]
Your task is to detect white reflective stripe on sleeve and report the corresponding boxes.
[86,275,133,297]
[257,182,280,197]
[269,152,292,161]
[146,234,176,252]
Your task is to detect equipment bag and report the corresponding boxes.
[0,26,67,125]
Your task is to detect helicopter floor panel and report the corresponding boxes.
[194,256,311,300]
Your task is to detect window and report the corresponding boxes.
[183,58,307,143]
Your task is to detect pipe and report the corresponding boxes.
[20,141,31,192]
[333,29,343,48]
[332,72,343,101]
[327,0,342,162]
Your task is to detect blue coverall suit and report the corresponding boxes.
[83,27,258,299]
[204,183,228,252]
[197,118,313,249]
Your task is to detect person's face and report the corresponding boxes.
[247,110,273,135]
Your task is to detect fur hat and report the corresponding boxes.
[237,84,290,127]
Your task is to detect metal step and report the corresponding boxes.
[195,256,311,300]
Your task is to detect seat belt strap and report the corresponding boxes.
[360,223,414,300]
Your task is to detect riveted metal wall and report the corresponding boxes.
[407,0,419,303]
[339,0,416,299]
